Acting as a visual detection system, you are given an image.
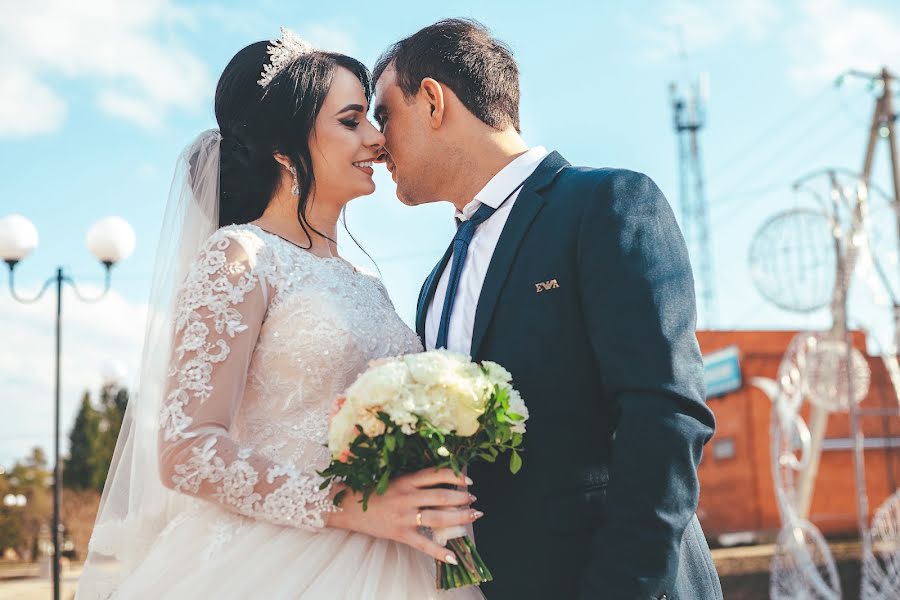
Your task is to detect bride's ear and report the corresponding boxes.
[273,153,293,171]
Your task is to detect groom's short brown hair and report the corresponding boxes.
[374,18,520,132]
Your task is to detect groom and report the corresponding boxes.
[373,19,722,600]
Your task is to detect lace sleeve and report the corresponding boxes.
[157,228,336,530]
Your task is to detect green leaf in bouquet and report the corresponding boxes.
[376,468,391,495]
[361,489,373,511]
[478,452,497,463]
[511,433,523,447]
[509,451,522,474]
[333,488,349,506]
[384,434,396,452]
[508,412,524,421]
[498,387,510,402]
[426,426,445,444]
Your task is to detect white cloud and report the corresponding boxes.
[786,0,900,86]
[195,5,273,36]
[630,0,781,62]
[630,0,900,89]
[187,8,360,55]
[300,24,359,56]
[0,285,147,465]
[0,0,211,137]
[0,68,67,138]
[97,90,164,130]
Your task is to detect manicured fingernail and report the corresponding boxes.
[471,510,484,521]
[445,553,458,565]
[465,477,473,486]
[469,493,477,503]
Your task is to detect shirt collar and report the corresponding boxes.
[458,146,549,221]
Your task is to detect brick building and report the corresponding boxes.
[695,330,900,542]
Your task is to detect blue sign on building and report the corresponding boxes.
[703,345,742,399]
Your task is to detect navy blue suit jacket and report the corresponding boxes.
[415,152,722,600]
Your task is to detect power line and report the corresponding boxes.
[707,83,837,182]
[708,103,852,209]
[710,116,861,229]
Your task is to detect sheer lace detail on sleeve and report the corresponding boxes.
[158,227,336,530]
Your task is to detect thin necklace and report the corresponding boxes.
[254,225,338,260]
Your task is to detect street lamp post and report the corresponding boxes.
[3,493,28,508]
[0,214,134,600]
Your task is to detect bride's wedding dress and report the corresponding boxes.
[78,224,482,599]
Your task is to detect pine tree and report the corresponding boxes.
[90,384,129,491]
[63,392,100,490]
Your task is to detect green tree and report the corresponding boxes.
[0,448,52,560]
[63,392,100,490]
[91,384,128,491]
[62,384,129,493]
[0,469,24,554]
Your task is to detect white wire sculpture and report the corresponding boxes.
[752,377,842,600]
[861,489,900,600]
[851,183,900,410]
[770,519,843,600]
[748,208,838,313]
[779,331,871,413]
[750,170,900,600]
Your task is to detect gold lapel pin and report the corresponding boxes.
[535,279,560,293]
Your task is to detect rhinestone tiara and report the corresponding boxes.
[257,27,315,88]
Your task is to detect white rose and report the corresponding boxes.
[439,375,490,437]
[382,391,421,435]
[404,350,470,386]
[410,384,455,433]
[481,361,512,385]
[346,360,410,410]
[506,387,529,434]
[327,399,361,456]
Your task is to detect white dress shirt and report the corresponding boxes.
[425,146,549,353]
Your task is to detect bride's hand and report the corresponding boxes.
[325,468,481,564]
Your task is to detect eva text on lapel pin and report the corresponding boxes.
[535,279,560,293]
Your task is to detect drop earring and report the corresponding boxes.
[289,165,299,196]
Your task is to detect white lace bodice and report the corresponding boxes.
[157,224,422,530]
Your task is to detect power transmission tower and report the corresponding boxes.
[671,76,717,328]
[845,67,900,352]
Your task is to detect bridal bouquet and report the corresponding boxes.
[319,349,528,590]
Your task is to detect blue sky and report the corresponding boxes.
[2,0,900,465]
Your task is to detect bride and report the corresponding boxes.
[77,29,483,599]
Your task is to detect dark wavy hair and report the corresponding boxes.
[214,41,372,244]
[374,18,520,132]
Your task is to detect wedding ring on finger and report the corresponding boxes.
[416,511,423,527]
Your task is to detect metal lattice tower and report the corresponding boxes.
[670,77,717,328]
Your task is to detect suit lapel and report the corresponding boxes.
[415,242,454,346]
[470,151,569,359]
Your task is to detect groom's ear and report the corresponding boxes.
[418,78,445,129]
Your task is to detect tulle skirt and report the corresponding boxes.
[77,503,484,600]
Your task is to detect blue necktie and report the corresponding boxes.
[434,202,497,350]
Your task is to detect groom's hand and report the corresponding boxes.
[325,468,482,564]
